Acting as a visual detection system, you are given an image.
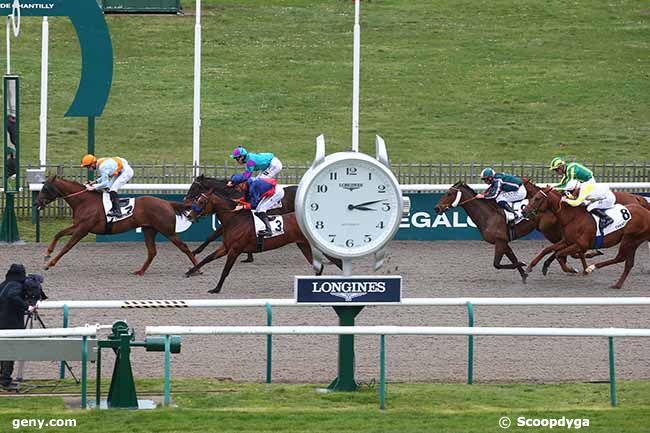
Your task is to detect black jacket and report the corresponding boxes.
[0,264,28,329]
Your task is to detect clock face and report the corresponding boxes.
[299,153,402,258]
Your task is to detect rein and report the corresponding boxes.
[448,187,478,209]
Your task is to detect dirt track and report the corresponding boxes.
[4,240,650,384]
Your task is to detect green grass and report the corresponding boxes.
[1,379,650,432]
[2,1,649,166]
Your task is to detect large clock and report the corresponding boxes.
[296,149,404,259]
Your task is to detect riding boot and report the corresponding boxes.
[590,208,613,233]
[256,212,272,237]
[107,191,122,218]
[498,201,520,220]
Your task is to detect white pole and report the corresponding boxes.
[351,0,360,152]
[39,17,49,167]
[6,17,10,74]
[192,0,202,177]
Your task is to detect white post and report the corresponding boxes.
[192,0,202,177]
[6,17,10,74]
[351,0,360,152]
[39,17,49,167]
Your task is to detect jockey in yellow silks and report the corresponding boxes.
[561,179,615,233]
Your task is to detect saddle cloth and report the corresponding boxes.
[253,213,285,238]
[592,204,631,237]
[503,199,529,224]
[102,193,135,223]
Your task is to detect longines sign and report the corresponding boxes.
[294,276,402,304]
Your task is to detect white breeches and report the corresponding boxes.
[496,184,526,204]
[256,186,285,213]
[259,157,283,179]
[586,193,615,212]
[108,165,134,192]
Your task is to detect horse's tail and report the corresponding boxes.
[170,201,190,216]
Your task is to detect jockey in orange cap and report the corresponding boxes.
[80,154,134,218]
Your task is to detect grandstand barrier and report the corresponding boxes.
[38,297,650,389]
[145,324,650,409]
[0,326,98,408]
[28,183,650,242]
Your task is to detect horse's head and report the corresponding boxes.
[434,181,474,214]
[523,187,555,218]
[184,175,240,204]
[188,189,237,222]
[36,175,61,209]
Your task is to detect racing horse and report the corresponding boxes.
[185,189,342,294]
[184,175,298,261]
[36,175,199,275]
[523,188,650,289]
[433,180,574,282]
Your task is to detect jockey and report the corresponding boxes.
[80,154,134,218]
[227,146,283,187]
[561,179,615,233]
[231,173,285,237]
[549,157,595,190]
[476,167,527,219]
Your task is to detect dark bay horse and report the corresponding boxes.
[434,181,582,282]
[186,190,341,294]
[184,175,298,260]
[36,176,198,275]
[523,188,650,289]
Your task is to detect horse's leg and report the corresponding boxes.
[295,242,322,275]
[503,246,528,283]
[192,226,223,255]
[168,234,199,269]
[586,236,645,289]
[44,229,89,269]
[527,241,568,273]
[208,249,241,294]
[134,227,157,276]
[186,244,227,276]
[44,224,76,260]
[492,242,520,270]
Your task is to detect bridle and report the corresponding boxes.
[440,186,479,212]
[190,192,211,216]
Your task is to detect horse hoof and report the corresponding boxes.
[186,269,202,277]
[609,285,622,290]
[43,255,51,262]
[585,265,596,274]
[133,270,145,276]
[208,287,221,294]
[525,266,533,274]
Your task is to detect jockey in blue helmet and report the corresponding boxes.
[228,146,283,187]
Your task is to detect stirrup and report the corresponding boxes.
[258,229,271,238]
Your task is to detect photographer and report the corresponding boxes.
[0,264,39,390]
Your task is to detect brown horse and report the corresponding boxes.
[184,175,298,261]
[185,189,342,294]
[433,181,582,282]
[523,188,650,289]
[36,175,199,275]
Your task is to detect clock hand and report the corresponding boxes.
[350,205,377,211]
[348,199,384,210]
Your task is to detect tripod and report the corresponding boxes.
[16,311,80,389]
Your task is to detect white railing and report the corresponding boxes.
[28,182,650,193]
[145,324,650,409]
[37,297,650,310]
[0,326,96,338]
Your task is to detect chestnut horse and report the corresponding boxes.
[523,188,650,289]
[184,175,298,261]
[186,189,342,294]
[433,181,579,282]
[36,175,198,275]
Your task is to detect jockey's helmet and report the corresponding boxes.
[564,179,580,192]
[549,157,566,171]
[80,154,97,168]
[480,167,495,181]
[230,146,248,160]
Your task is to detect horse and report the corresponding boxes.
[432,181,586,282]
[185,189,341,294]
[523,188,650,289]
[36,175,199,275]
[184,174,298,261]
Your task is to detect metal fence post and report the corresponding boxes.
[466,302,474,385]
[379,334,386,410]
[59,304,69,379]
[164,335,171,406]
[608,337,617,407]
[265,303,273,384]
